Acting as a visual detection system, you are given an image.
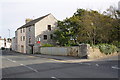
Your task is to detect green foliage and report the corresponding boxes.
[1,47,5,50]
[34,52,41,54]
[53,19,79,46]
[112,41,120,48]
[53,8,120,47]
[97,44,118,55]
[42,43,54,47]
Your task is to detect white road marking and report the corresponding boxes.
[112,66,120,69]
[23,65,38,72]
[84,63,91,65]
[20,64,38,72]
[51,77,56,78]
[20,64,24,65]
[12,61,16,63]
[4,57,38,72]
[7,58,13,62]
[95,64,99,67]
[6,58,16,63]
[51,77,60,80]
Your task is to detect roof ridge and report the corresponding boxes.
[31,13,50,22]
[17,13,51,30]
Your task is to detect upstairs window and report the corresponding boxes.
[29,27,31,31]
[29,37,31,43]
[23,36,25,41]
[44,35,47,40]
[48,25,51,31]
[21,29,22,33]
[23,28,25,32]
[21,36,22,41]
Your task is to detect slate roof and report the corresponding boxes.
[17,14,50,30]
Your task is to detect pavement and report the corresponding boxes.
[10,50,120,63]
[1,50,120,79]
[2,50,120,63]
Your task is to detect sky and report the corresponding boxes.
[0,0,119,38]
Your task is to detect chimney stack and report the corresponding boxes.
[25,18,33,23]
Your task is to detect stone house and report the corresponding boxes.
[11,37,16,51]
[0,38,12,49]
[15,13,57,53]
[0,38,5,49]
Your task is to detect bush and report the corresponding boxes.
[34,52,41,54]
[1,47,5,50]
[97,44,118,55]
[70,43,79,46]
[42,43,54,47]
[112,41,120,48]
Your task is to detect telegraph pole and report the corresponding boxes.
[8,29,10,38]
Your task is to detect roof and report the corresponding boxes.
[0,38,4,40]
[17,14,51,30]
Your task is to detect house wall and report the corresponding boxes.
[35,14,57,45]
[26,25,35,54]
[12,37,16,51]
[0,39,11,49]
[34,14,57,53]
[0,39,5,49]
[5,42,11,49]
[17,28,27,53]
[15,31,17,52]
[15,14,57,54]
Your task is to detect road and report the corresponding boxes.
[1,50,120,79]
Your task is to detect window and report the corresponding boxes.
[50,34,53,39]
[29,27,31,31]
[44,35,47,40]
[29,37,31,43]
[38,37,41,41]
[21,29,22,33]
[23,28,25,32]
[48,25,51,31]
[21,36,22,41]
[23,36,25,41]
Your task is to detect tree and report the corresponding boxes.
[104,5,120,43]
[53,9,86,46]
[53,21,71,46]
[53,8,119,46]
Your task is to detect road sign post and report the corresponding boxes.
[37,38,41,53]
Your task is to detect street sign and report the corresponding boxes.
[37,41,40,44]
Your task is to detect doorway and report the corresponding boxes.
[21,45,24,53]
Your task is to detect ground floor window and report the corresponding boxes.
[44,35,47,40]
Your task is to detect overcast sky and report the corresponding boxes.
[0,0,119,38]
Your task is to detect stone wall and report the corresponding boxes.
[39,44,108,59]
[78,44,90,58]
[67,47,79,57]
[39,44,90,58]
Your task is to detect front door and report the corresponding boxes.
[21,45,24,53]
